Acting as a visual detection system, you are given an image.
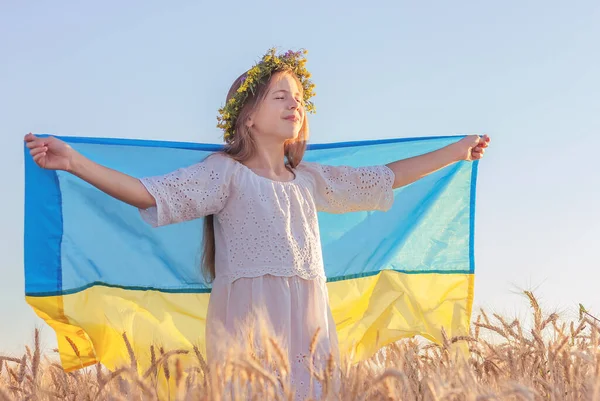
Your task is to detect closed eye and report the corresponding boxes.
[275,95,303,105]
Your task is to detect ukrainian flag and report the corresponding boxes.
[24,135,476,373]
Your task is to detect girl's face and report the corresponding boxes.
[246,73,305,142]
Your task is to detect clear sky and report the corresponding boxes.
[1,1,599,356]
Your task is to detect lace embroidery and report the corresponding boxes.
[139,154,232,227]
[219,266,326,283]
[300,162,395,214]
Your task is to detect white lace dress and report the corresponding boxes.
[138,152,395,400]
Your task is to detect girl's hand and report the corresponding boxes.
[24,132,156,209]
[24,133,76,171]
[457,134,490,161]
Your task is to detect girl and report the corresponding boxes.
[24,48,490,400]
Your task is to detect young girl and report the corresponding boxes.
[24,48,490,399]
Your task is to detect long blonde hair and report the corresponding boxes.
[201,70,310,283]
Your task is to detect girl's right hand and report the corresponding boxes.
[24,133,75,171]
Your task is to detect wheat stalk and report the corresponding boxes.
[2,290,600,400]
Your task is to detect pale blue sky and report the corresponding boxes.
[1,1,599,355]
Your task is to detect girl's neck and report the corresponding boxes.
[244,139,290,179]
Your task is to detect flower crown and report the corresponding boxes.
[217,48,316,142]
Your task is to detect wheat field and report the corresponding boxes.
[2,291,599,401]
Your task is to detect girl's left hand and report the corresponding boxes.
[457,134,491,161]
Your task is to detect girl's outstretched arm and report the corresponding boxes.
[386,134,490,189]
[24,133,155,209]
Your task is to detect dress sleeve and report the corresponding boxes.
[137,153,235,227]
[300,162,395,214]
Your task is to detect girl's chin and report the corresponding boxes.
[277,131,300,141]
[256,129,300,142]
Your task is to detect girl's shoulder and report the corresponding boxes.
[295,160,343,179]
[192,151,243,180]
[202,151,241,168]
[295,159,322,173]
[295,161,340,188]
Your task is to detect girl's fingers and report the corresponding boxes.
[30,146,47,156]
[33,153,46,163]
[26,139,46,149]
